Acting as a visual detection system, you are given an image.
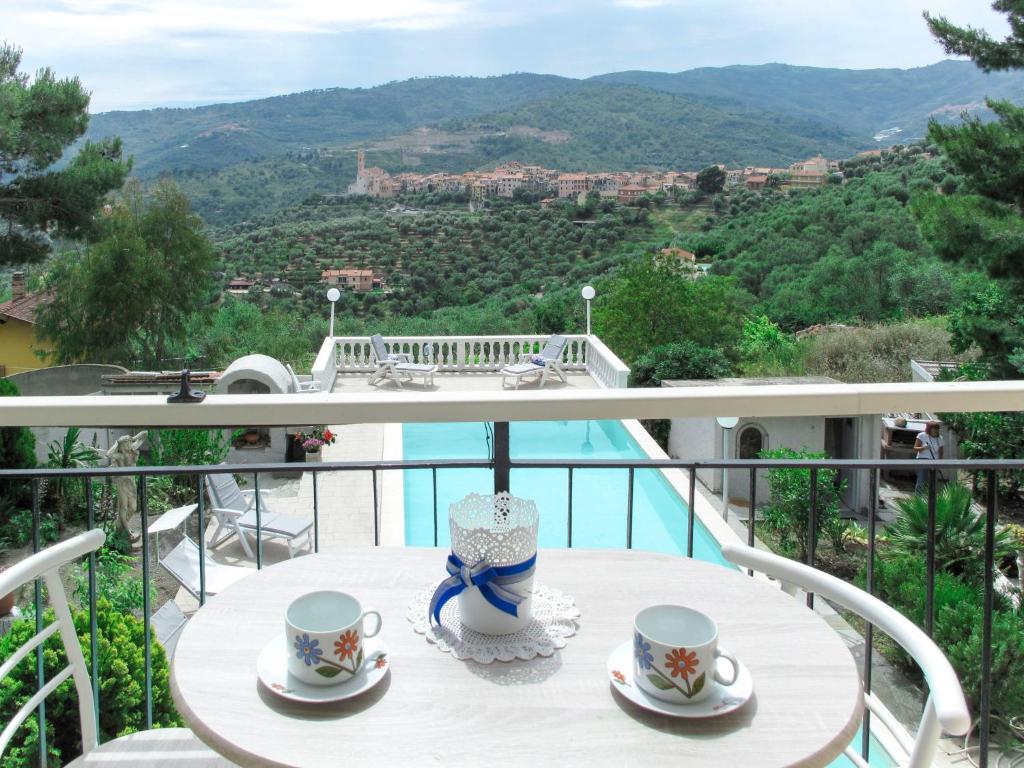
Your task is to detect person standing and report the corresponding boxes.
[914,420,944,493]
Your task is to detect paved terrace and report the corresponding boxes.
[184,371,602,608]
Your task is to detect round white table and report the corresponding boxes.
[171,548,862,768]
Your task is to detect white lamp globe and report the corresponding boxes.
[716,416,740,429]
[581,285,596,301]
[326,288,341,302]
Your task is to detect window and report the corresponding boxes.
[738,425,764,460]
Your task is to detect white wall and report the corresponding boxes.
[667,414,879,513]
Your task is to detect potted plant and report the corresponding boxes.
[294,427,336,462]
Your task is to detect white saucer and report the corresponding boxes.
[606,641,752,718]
[257,633,389,704]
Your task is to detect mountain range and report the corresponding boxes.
[79,60,1024,223]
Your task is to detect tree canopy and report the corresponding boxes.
[914,3,1024,376]
[36,180,214,367]
[0,44,129,264]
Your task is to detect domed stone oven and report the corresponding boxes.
[217,355,294,462]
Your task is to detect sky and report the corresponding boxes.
[1,0,1013,113]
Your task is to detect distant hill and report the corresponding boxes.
[591,60,1024,139]
[79,60,1024,224]
[433,84,864,170]
[83,73,582,176]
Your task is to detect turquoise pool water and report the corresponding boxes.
[402,419,896,768]
[403,419,728,566]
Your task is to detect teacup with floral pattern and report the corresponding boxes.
[633,605,738,704]
[286,590,382,686]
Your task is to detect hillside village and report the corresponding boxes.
[346,150,848,201]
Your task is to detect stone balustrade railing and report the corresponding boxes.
[584,334,631,389]
[333,335,591,374]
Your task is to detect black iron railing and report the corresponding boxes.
[1,455,1019,767]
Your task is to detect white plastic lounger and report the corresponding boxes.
[367,334,438,389]
[150,503,251,601]
[501,335,568,389]
[205,472,314,559]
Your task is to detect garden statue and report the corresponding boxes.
[105,431,148,541]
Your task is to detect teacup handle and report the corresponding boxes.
[714,650,739,687]
[361,609,383,638]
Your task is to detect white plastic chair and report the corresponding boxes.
[204,471,314,559]
[721,543,971,768]
[285,363,320,393]
[501,334,568,389]
[0,529,234,766]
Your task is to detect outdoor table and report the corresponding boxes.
[171,548,862,768]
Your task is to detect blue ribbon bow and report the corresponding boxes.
[429,552,537,625]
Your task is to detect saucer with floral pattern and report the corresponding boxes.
[257,633,389,704]
[607,640,752,718]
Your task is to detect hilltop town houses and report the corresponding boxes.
[345,152,838,201]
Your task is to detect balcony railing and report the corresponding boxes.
[0,454,1017,767]
[2,380,1024,766]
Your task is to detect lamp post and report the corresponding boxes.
[326,287,341,338]
[581,285,596,335]
[716,416,739,520]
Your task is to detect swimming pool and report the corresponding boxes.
[403,419,728,566]
[402,419,896,768]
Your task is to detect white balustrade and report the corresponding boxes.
[584,334,631,389]
[333,335,591,374]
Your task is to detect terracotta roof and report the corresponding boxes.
[0,291,52,325]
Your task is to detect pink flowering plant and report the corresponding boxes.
[294,426,336,453]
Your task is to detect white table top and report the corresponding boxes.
[171,548,862,768]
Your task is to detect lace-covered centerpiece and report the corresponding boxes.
[448,492,539,635]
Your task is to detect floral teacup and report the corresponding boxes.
[286,590,382,686]
[633,604,738,704]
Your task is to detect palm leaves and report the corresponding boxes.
[887,483,1013,583]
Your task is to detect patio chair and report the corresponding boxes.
[150,503,251,601]
[285,363,321,393]
[501,334,568,390]
[0,529,234,766]
[367,333,437,389]
[721,543,971,768]
[205,471,314,559]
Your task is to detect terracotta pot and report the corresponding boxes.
[243,430,260,445]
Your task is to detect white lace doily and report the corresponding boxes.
[407,583,580,663]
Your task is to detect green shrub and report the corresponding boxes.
[886,483,1013,584]
[71,549,153,616]
[865,554,1024,719]
[630,341,732,388]
[0,599,181,767]
[759,447,846,560]
[0,507,59,549]
[934,601,1024,718]
[146,429,233,506]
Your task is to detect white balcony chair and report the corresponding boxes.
[205,472,314,559]
[0,529,234,766]
[285,363,321,393]
[150,503,251,602]
[721,543,971,768]
[501,334,568,389]
[367,333,437,389]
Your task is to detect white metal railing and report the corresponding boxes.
[585,334,630,389]
[1,381,1023,427]
[333,335,589,373]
